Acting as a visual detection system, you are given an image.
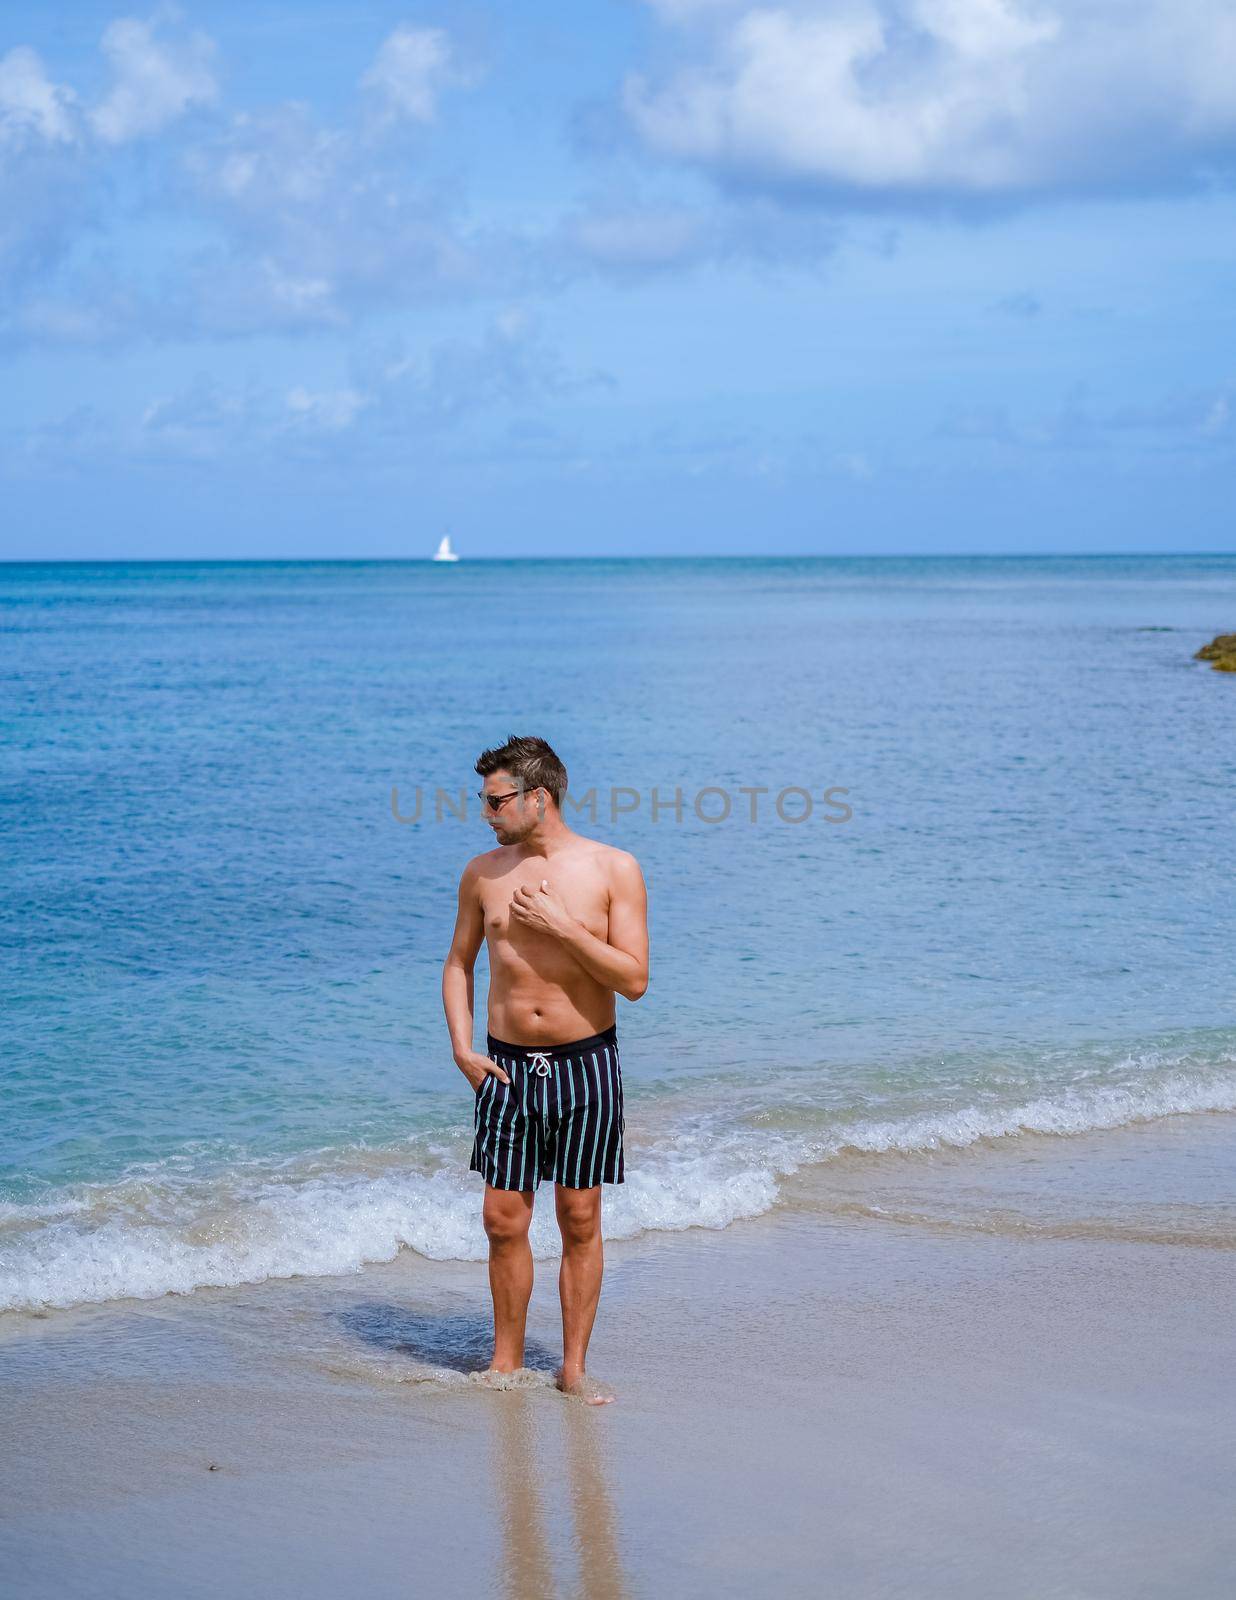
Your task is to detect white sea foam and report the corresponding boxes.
[0,1196,89,1226]
[820,1070,1236,1156]
[2,1061,1234,1314]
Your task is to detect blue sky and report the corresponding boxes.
[2,0,1235,558]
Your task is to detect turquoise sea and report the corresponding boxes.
[2,555,1234,1311]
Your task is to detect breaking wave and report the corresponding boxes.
[2,1055,1234,1314]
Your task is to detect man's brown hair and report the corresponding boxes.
[475,734,568,807]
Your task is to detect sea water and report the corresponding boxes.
[2,555,1234,1311]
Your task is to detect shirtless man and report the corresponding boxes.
[442,735,649,1405]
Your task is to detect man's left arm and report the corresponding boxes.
[510,854,649,1002]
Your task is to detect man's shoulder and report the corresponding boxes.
[460,845,512,881]
[576,837,644,881]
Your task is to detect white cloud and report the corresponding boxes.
[0,17,509,346]
[1201,395,1229,437]
[625,0,1236,197]
[644,0,749,16]
[0,50,92,318]
[91,15,218,144]
[11,311,612,469]
[143,379,247,433]
[0,20,222,325]
[834,450,874,480]
[569,206,709,269]
[176,102,493,332]
[361,25,475,125]
[286,385,369,431]
[935,384,1236,454]
[0,46,77,147]
[352,309,614,430]
[553,184,845,277]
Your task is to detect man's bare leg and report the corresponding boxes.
[481,1185,535,1374]
[554,1184,615,1405]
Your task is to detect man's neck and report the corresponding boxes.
[516,817,576,860]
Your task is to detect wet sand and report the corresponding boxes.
[2,1118,1235,1599]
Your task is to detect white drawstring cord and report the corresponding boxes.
[528,1051,552,1077]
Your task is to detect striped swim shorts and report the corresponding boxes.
[469,1024,625,1192]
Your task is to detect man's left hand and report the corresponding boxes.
[510,879,575,939]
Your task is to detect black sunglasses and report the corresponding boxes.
[477,789,522,813]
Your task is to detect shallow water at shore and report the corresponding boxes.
[4,1047,1234,1315]
[3,1111,1234,1599]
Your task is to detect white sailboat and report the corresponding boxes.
[432,534,460,563]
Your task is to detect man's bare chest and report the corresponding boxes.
[480,869,609,942]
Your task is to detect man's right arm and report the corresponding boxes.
[442,862,510,1088]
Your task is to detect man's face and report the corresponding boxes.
[480,770,544,843]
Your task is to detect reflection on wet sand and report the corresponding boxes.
[489,1389,630,1600]
[561,1397,629,1600]
[329,1297,630,1597]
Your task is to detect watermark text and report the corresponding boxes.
[391,782,853,826]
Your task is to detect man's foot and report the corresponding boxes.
[554,1365,615,1405]
[467,1365,543,1390]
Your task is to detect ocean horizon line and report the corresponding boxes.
[3,549,1235,568]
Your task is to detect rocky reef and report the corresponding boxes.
[1194,633,1236,672]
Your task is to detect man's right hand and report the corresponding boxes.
[455,1050,511,1091]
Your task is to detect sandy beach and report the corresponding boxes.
[4,1111,1234,1600]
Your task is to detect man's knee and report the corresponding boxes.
[483,1188,533,1246]
[555,1186,601,1245]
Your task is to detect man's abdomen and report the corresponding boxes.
[487,971,616,1050]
